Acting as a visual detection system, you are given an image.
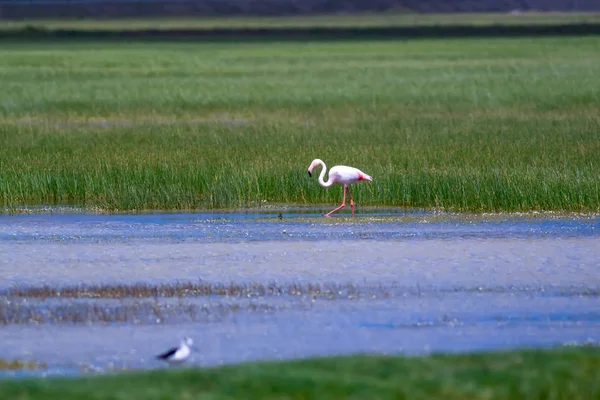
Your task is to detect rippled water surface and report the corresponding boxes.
[0,209,599,378]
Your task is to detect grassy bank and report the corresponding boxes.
[2,12,600,31]
[0,37,599,212]
[1,347,599,399]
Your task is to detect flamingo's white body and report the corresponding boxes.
[307,158,373,217]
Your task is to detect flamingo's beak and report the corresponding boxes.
[307,162,316,177]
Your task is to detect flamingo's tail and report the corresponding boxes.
[359,173,373,182]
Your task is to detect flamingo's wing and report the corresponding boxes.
[330,166,362,185]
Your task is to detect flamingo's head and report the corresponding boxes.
[307,159,322,178]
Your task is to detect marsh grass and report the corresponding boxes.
[0,37,599,212]
[7,281,598,300]
[6,282,363,299]
[4,281,596,326]
[1,347,599,399]
[0,282,362,325]
[0,358,47,371]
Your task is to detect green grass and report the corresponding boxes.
[2,11,600,31]
[0,37,599,212]
[1,347,599,399]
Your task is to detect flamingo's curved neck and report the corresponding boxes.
[316,160,334,188]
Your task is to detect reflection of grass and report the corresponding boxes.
[1,37,599,213]
[6,282,362,299]
[1,12,600,30]
[1,347,599,399]
[0,298,278,325]
[0,358,47,371]
[6,281,598,301]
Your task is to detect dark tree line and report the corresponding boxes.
[1,0,599,20]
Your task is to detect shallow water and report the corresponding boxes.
[0,210,599,378]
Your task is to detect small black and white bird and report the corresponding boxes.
[156,337,193,365]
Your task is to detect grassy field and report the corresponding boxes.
[2,12,600,31]
[0,36,599,212]
[0,347,598,399]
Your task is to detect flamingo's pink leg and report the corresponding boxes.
[324,185,347,217]
[347,186,355,217]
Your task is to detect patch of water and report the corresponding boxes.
[0,210,599,378]
[0,210,597,243]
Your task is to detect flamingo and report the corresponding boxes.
[307,158,373,217]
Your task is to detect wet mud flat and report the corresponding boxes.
[0,210,599,377]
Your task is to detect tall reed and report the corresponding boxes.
[0,37,598,212]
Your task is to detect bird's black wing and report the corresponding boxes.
[156,347,178,360]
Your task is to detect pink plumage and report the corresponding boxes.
[307,158,373,217]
